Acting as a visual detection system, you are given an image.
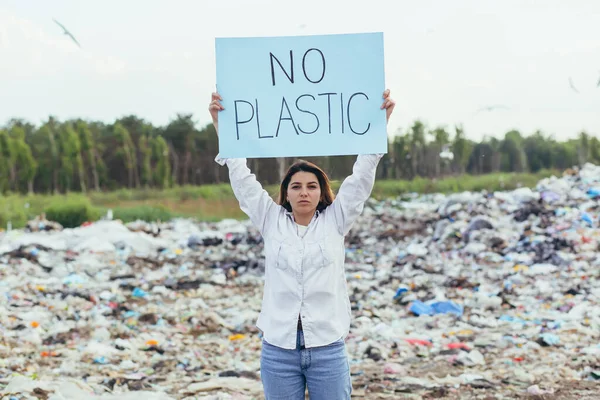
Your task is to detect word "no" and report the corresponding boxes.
[270,48,326,86]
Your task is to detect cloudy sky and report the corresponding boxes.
[1,0,599,141]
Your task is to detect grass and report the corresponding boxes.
[369,170,556,197]
[0,169,558,229]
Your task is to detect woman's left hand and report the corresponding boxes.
[381,89,396,123]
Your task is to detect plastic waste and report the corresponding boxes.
[409,300,464,317]
[1,165,600,398]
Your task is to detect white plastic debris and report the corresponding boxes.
[1,164,600,398]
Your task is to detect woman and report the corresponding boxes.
[208,89,396,399]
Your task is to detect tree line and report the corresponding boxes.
[0,114,598,194]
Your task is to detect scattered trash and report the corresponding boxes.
[26,213,63,233]
[1,164,600,398]
[409,300,464,317]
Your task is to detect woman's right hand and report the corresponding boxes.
[208,92,224,134]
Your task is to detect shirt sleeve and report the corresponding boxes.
[328,154,383,236]
[215,154,278,235]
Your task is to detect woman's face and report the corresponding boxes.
[286,171,321,214]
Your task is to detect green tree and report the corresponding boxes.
[500,130,528,172]
[408,120,426,178]
[0,129,16,191]
[117,116,155,187]
[152,136,170,189]
[162,114,199,186]
[589,136,600,164]
[139,135,153,187]
[76,120,100,191]
[112,122,137,188]
[9,126,37,193]
[430,126,450,176]
[0,113,596,192]
[32,117,63,193]
[578,131,590,165]
[57,124,84,192]
[0,129,12,193]
[451,124,472,174]
[391,132,410,179]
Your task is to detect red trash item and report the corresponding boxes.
[447,342,470,350]
[404,338,432,347]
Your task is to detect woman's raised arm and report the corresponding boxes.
[328,89,396,235]
[210,93,279,235]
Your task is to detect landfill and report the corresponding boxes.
[1,163,600,400]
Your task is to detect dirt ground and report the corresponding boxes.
[351,377,600,400]
[345,358,600,400]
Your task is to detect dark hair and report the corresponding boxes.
[277,160,335,212]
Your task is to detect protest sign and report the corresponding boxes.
[215,32,387,158]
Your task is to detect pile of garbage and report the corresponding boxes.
[1,164,600,399]
[25,213,63,233]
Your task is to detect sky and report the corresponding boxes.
[1,0,599,141]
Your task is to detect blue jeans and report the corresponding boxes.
[260,330,351,399]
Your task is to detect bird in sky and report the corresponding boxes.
[475,105,510,114]
[53,18,81,48]
[568,77,579,93]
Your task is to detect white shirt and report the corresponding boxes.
[296,223,308,238]
[215,153,383,350]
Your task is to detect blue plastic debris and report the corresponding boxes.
[431,301,464,316]
[499,315,528,325]
[396,250,407,261]
[409,300,434,316]
[581,212,594,226]
[123,310,140,318]
[62,274,86,286]
[540,333,560,346]
[132,288,147,298]
[393,286,409,300]
[409,300,464,317]
[541,191,560,203]
[547,320,563,329]
[587,187,600,198]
